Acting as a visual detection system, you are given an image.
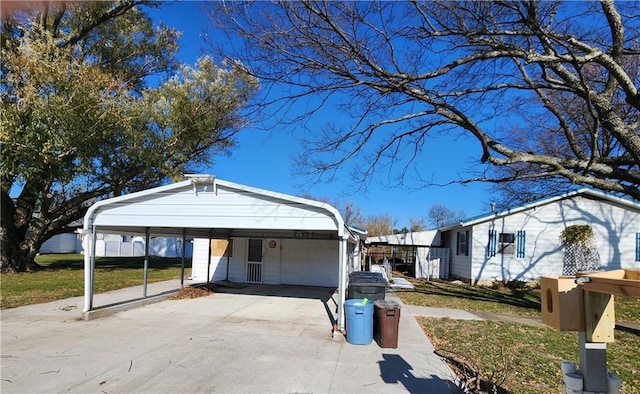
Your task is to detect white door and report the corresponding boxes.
[246,239,263,283]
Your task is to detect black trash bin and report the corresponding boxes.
[348,271,387,301]
[373,300,401,348]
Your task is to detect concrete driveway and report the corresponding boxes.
[1,281,459,393]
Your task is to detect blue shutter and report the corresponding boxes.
[487,230,497,257]
[465,230,470,256]
[456,232,460,255]
[516,230,526,258]
[636,233,640,262]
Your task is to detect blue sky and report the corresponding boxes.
[148,1,493,228]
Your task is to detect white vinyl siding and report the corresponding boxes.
[91,183,339,233]
[192,238,236,282]
[193,237,338,287]
[280,239,338,287]
[468,195,640,282]
[262,239,281,285]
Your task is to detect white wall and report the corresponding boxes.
[415,247,450,280]
[93,234,192,258]
[39,233,82,254]
[469,195,640,282]
[280,239,338,287]
[192,237,340,287]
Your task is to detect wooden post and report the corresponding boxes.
[584,291,615,343]
[579,290,615,392]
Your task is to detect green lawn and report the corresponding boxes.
[0,254,190,309]
[398,279,640,394]
[396,279,640,321]
[418,318,639,394]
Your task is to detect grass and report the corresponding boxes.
[0,254,191,309]
[398,279,640,394]
[418,318,640,394]
[396,279,640,322]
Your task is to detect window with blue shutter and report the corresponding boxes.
[516,230,526,258]
[487,230,497,257]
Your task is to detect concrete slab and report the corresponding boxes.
[1,282,459,393]
[389,277,415,290]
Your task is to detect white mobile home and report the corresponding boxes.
[440,189,640,284]
[81,176,365,330]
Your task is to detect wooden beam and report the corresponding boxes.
[576,270,640,298]
[625,269,640,280]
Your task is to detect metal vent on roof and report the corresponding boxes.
[185,174,216,194]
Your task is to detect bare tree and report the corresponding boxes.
[211,0,640,202]
[408,217,428,232]
[428,204,466,228]
[362,214,397,237]
[298,193,363,226]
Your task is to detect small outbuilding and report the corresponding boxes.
[365,230,449,280]
[82,175,366,330]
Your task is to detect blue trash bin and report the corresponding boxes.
[345,298,374,345]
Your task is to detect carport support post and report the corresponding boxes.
[143,228,150,298]
[180,229,187,288]
[337,236,348,332]
[83,225,98,312]
[206,231,212,285]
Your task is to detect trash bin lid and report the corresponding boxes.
[349,271,387,285]
[374,300,401,309]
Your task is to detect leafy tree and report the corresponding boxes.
[0,1,258,273]
[211,1,640,203]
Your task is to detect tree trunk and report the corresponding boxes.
[0,230,42,273]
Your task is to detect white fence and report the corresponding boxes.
[93,235,193,258]
[415,247,450,280]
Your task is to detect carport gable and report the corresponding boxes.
[84,178,344,238]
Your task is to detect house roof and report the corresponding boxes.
[366,230,440,247]
[440,188,640,231]
[82,176,360,241]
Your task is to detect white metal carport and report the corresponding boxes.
[81,175,364,331]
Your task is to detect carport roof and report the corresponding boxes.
[83,176,360,241]
[366,230,440,247]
